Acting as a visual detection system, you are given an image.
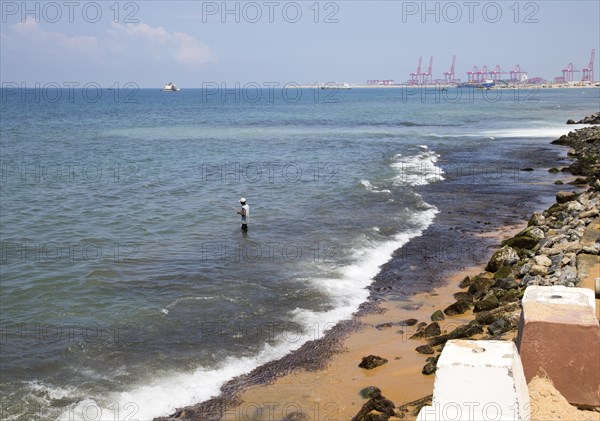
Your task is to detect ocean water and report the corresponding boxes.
[0,86,598,420]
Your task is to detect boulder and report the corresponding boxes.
[475,302,521,325]
[422,361,437,375]
[581,246,599,255]
[485,246,519,272]
[411,322,442,339]
[352,391,396,421]
[474,292,500,312]
[556,191,577,204]
[528,212,546,226]
[503,236,540,250]
[558,266,578,284]
[467,276,494,297]
[566,201,584,212]
[581,112,600,124]
[415,345,435,355]
[579,209,599,219]
[359,355,388,370]
[453,291,474,302]
[533,255,552,267]
[519,263,532,276]
[487,314,519,336]
[428,321,483,346]
[494,276,519,290]
[431,310,445,322]
[443,300,472,316]
[568,177,589,185]
[359,386,382,399]
[493,265,514,280]
[529,264,548,276]
[497,288,521,303]
[458,276,472,289]
[522,274,543,286]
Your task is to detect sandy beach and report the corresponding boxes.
[221,267,501,420]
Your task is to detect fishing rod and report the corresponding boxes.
[209,200,241,211]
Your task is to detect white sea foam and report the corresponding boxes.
[479,126,580,139]
[390,146,445,186]
[55,343,307,420]
[429,126,576,140]
[359,179,391,193]
[289,205,439,341]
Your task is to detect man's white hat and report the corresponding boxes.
[240,198,246,203]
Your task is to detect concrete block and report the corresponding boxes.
[516,285,600,408]
[416,340,530,420]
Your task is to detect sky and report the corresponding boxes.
[1,0,599,87]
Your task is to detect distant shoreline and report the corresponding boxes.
[297,83,600,90]
[90,84,600,90]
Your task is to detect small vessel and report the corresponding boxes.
[320,82,351,90]
[478,79,496,89]
[162,82,180,92]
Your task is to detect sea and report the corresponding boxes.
[1,85,598,420]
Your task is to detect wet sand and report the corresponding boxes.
[224,265,509,420]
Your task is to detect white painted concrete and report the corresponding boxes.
[416,340,530,421]
[523,285,596,314]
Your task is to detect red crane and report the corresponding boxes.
[509,65,528,83]
[421,56,433,83]
[444,55,456,83]
[582,49,595,82]
[561,63,580,82]
[466,66,479,83]
[488,65,507,81]
[477,65,489,82]
[409,56,422,84]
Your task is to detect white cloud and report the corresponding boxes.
[108,22,217,66]
[1,19,216,69]
[11,17,100,53]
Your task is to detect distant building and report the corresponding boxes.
[367,80,394,86]
[527,77,546,84]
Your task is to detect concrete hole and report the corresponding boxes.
[472,347,486,353]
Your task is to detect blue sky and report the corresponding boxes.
[1,1,599,87]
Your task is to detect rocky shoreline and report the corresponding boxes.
[354,117,600,420]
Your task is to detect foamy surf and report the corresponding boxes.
[479,126,580,139]
[359,179,391,193]
[55,342,310,420]
[428,125,577,140]
[391,146,445,186]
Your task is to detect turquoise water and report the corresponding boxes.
[1,87,598,419]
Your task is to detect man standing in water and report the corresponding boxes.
[237,198,249,231]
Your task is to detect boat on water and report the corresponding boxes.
[320,82,351,90]
[162,82,181,92]
[478,79,496,89]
